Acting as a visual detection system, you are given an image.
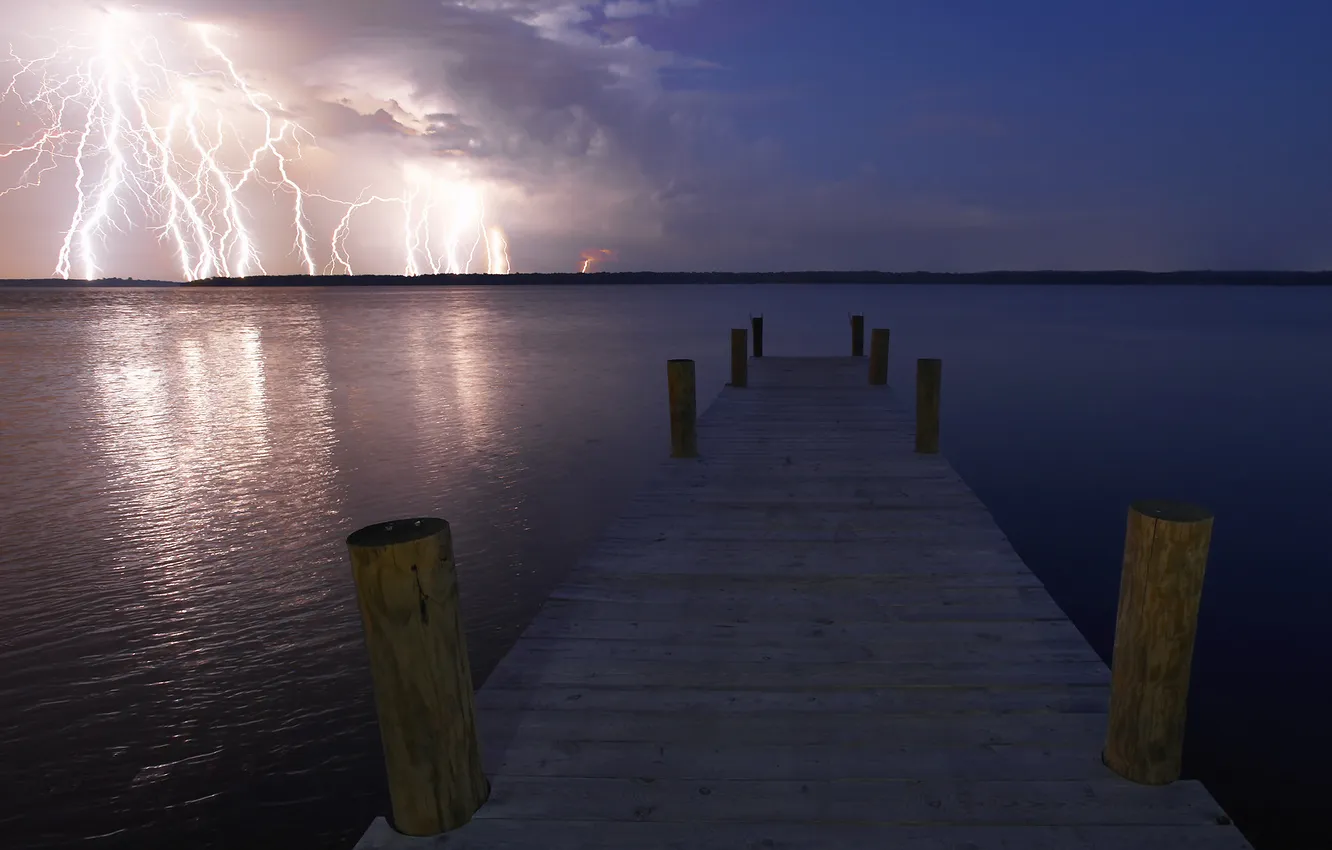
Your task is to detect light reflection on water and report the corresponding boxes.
[1,284,1330,849]
[0,286,687,849]
[36,301,360,842]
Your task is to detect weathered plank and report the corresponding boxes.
[570,564,1038,586]
[476,776,1228,825]
[520,597,1071,624]
[474,684,1111,715]
[516,615,1094,645]
[576,538,1035,573]
[358,818,1252,850]
[595,532,1017,549]
[480,738,1114,781]
[500,635,1103,665]
[476,709,1110,748]
[483,656,1111,690]
[544,582,1047,605]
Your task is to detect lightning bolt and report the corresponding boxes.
[578,247,615,273]
[0,8,512,280]
[486,225,510,275]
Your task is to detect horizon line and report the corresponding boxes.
[3,268,1332,286]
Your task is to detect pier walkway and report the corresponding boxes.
[357,356,1249,849]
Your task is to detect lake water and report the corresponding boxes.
[0,283,1328,849]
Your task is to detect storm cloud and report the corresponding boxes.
[2,0,1329,276]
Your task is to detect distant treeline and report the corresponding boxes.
[192,269,1332,286]
[194,270,1332,286]
[6,270,1332,287]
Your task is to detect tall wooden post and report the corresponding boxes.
[667,358,698,457]
[868,328,890,385]
[346,518,489,836]
[850,314,865,356]
[730,328,748,388]
[915,358,942,453]
[751,315,764,358]
[1104,501,1214,785]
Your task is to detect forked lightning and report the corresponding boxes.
[1,7,510,280]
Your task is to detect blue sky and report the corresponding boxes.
[636,0,1332,270]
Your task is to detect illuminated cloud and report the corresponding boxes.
[603,0,700,19]
[578,246,616,272]
[0,0,724,277]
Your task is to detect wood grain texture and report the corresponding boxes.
[730,328,748,388]
[474,683,1112,715]
[1105,501,1214,785]
[915,357,942,454]
[475,709,1113,749]
[358,817,1252,850]
[666,359,697,458]
[347,518,488,835]
[354,357,1248,849]
[869,327,890,385]
[475,775,1229,824]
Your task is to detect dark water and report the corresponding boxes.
[0,284,1328,849]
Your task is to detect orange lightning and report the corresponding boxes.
[578,248,615,273]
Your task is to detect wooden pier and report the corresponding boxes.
[353,355,1250,849]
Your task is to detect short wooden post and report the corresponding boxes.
[751,315,764,357]
[914,358,941,453]
[850,314,865,356]
[730,328,748,388]
[868,328,890,385]
[1104,501,1214,785]
[346,518,488,836]
[667,358,698,457]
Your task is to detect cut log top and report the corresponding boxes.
[1132,500,1214,523]
[347,517,447,549]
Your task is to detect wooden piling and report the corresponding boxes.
[751,315,764,358]
[1104,501,1214,785]
[346,518,488,836]
[667,358,698,457]
[915,358,942,453]
[868,328,890,385]
[851,314,865,356]
[730,328,748,388]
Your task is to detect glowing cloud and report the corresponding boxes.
[0,7,510,280]
[578,247,615,273]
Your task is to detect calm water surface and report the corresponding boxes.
[0,284,1329,849]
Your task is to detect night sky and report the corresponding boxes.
[1,0,1330,277]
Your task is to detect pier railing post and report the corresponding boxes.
[730,329,748,388]
[667,358,698,457]
[346,518,489,836]
[851,314,865,356]
[1104,501,1214,785]
[751,315,764,357]
[914,358,942,453]
[868,329,890,385]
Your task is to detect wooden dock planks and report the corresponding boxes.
[354,356,1250,849]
